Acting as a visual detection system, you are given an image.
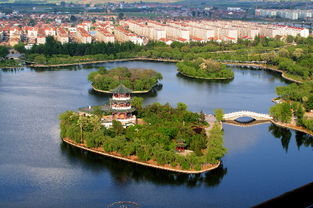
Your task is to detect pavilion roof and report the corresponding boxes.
[110,84,133,94]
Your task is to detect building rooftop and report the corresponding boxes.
[110,84,133,94]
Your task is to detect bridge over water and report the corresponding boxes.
[223,111,273,121]
[223,120,271,128]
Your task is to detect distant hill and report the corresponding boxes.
[5,0,311,5]
[7,0,181,4]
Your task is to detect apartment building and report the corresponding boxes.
[95,28,115,43]
[256,9,313,20]
[126,20,166,41]
[76,27,92,44]
[113,26,144,45]
[56,28,69,44]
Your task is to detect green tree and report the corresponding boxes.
[34,55,47,64]
[131,96,144,109]
[292,48,304,60]
[305,96,313,111]
[177,102,187,112]
[295,104,304,126]
[92,106,103,117]
[112,120,124,135]
[214,109,224,122]
[14,43,26,53]
[286,35,294,43]
[269,103,292,123]
[278,48,289,58]
[0,46,9,58]
[302,118,313,131]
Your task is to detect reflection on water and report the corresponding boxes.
[1,61,313,208]
[89,83,163,99]
[224,120,270,128]
[176,72,234,85]
[269,124,292,152]
[60,142,227,188]
[295,131,313,149]
[1,68,24,73]
[269,124,313,151]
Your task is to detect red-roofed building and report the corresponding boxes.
[95,28,115,43]
[57,28,69,44]
[37,28,46,44]
[113,26,143,45]
[190,36,204,43]
[9,27,22,40]
[76,27,92,43]
[9,37,20,47]
[159,38,173,45]
[44,27,56,37]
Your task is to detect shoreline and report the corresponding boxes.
[178,71,234,80]
[0,66,24,70]
[62,138,220,174]
[29,57,180,68]
[6,58,305,84]
[271,120,313,136]
[92,85,152,94]
[225,62,303,84]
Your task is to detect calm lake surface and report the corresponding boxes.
[0,61,312,208]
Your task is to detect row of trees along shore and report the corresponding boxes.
[60,100,227,171]
[11,35,311,81]
[270,81,313,131]
[11,35,313,133]
[88,66,162,91]
[177,58,234,79]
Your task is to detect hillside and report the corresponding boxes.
[9,0,181,4]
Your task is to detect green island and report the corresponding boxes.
[59,88,227,173]
[177,58,234,79]
[88,66,163,93]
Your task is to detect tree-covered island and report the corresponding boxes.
[177,58,234,80]
[88,67,163,93]
[59,94,227,173]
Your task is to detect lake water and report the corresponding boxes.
[0,61,312,208]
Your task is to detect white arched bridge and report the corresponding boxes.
[223,111,273,121]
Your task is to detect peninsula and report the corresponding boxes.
[60,85,227,173]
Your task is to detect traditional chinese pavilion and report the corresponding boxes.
[78,84,137,128]
[108,84,136,127]
[176,139,186,152]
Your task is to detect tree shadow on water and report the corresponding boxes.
[88,84,163,99]
[60,142,227,188]
[269,124,313,152]
[176,72,233,86]
[269,124,292,152]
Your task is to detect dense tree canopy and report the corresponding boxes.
[88,67,163,91]
[276,82,313,112]
[269,102,292,123]
[0,46,9,58]
[60,103,227,170]
[177,58,234,79]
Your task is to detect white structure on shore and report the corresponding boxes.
[256,9,313,20]
[118,19,309,44]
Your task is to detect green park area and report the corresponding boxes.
[60,100,227,171]
[88,67,162,92]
